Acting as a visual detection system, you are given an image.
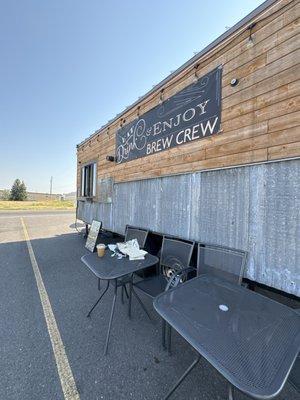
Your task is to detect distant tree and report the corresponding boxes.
[10,179,27,201]
[0,189,10,200]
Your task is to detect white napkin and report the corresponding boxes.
[117,239,148,260]
[108,244,125,259]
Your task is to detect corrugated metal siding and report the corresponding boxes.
[77,159,300,296]
[193,168,250,249]
[159,174,192,237]
[248,162,300,296]
[77,200,113,228]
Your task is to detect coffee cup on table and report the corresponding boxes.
[96,244,105,257]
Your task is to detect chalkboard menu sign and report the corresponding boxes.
[116,66,222,163]
[85,220,102,252]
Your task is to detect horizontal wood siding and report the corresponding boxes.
[77,0,300,189]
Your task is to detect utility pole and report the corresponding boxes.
[50,176,53,199]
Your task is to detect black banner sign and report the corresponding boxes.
[116,66,222,164]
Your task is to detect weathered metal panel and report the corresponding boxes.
[113,181,135,233]
[78,159,300,296]
[249,161,300,296]
[97,178,113,203]
[77,200,113,227]
[95,203,113,229]
[194,168,250,250]
[158,174,192,238]
[77,200,94,224]
[77,200,85,221]
[113,175,193,237]
[129,178,162,231]
[113,178,162,233]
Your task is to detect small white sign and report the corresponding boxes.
[85,220,102,252]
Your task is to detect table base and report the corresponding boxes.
[87,277,152,355]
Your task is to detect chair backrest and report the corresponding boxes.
[160,237,194,278]
[125,226,149,249]
[197,243,247,285]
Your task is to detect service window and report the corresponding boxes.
[81,162,97,197]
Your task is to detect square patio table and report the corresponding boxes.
[81,251,158,354]
[154,274,300,400]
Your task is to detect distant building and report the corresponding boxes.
[63,191,77,201]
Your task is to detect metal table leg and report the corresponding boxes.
[128,277,133,319]
[131,287,152,321]
[228,383,235,400]
[121,285,125,304]
[123,285,129,299]
[104,280,118,355]
[167,323,172,354]
[84,223,89,238]
[164,356,201,400]
[121,284,129,304]
[162,319,166,349]
[87,280,110,318]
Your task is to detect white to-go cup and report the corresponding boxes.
[96,244,106,257]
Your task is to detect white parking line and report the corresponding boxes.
[21,217,80,400]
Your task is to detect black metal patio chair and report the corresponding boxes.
[120,226,150,303]
[162,243,248,399]
[125,225,149,248]
[162,242,248,352]
[87,225,150,318]
[88,225,149,315]
[130,236,194,347]
[197,243,247,284]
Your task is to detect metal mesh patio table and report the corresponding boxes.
[154,274,300,399]
[81,251,158,354]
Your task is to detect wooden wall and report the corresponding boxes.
[77,0,300,195]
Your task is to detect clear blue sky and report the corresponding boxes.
[0,0,263,194]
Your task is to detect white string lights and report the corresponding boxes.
[247,22,256,47]
[158,89,164,105]
[193,64,200,83]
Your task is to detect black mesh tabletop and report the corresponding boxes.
[153,275,300,399]
[81,252,158,280]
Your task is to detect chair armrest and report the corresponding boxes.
[165,267,196,291]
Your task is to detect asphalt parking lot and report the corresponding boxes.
[0,211,299,400]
